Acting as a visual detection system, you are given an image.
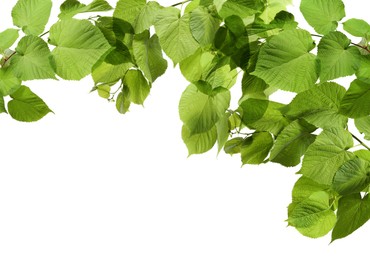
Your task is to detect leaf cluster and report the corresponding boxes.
[1,0,370,241]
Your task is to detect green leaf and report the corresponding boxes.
[0,29,19,53]
[205,65,238,89]
[251,29,318,93]
[240,99,289,135]
[339,79,370,118]
[58,0,113,19]
[97,84,111,99]
[134,1,162,34]
[49,19,110,80]
[259,0,292,23]
[92,61,133,85]
[155,8,199,64]
[354,150,370,161]
[241,132,273,165]
[116,86,130,114]
[241,72,269,99]
[114,0,146,27]
[291,176,329,203]
[124,70,150,105]
[218,0,264,19]
[282,82,348,129]
[270,120,316,167]
[190,6,220,46]
[182,125,217,156]
[0,96,6,114]
[179,48,214,82]
[355,116,370,140]
[7,85,52,122]
[12,0,52,35]
[0,67,22,96]
[343,18,370,38]
[332,158,370,195]
[300,0,345,34]
[179,84,230,135]
[133,31,167,83]
[288,191,336,238]
[332,194,370,242]
[317,32,361,82]
[299,128,354,185]
[216,113,230,153]
[224,137,244,155]
[11,35,55,81]
[356,56,370,80]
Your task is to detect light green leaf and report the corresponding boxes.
[354,150,370,161]
[0,67,22,96]
[219,0,264,19]
[11,35,55,81]
[12,0,52,35]
[355,116,370,140]
[356,56,370,80]
[332,158,370,195]
[291,176,329,203]
[299,128,354,185]
[155,8,199,64]
[0,29,19,53]
[116,87,130,114]
[317,32,361,82]
[251,29,318,93]
[343,18,370,38]
[124,70,150,105]
[241,132,273,165]
[300,0,345,34]
[58,0,113,19]
[332,194,370,242]
[179,84,230,135]
[288,191,336,238]
[190,6,220,46]
[182,125,217,156]
[134,1,162,34]
[259,0,292,23]
[270,120,316,167]
[133,31,167,83]
[49,19,110,80]
[180,48,214,82]
[206,65,238,89]
[97,84,111,99]
[339,79,370,118]
[240,99,289,135]
[8,85,52,122]
[282,82,348,129]
[241,71,269,99]
[114,0,146,26]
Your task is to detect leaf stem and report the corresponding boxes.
[311,33,370,53]
[1,51,17,67]
[351,133,370,151]
[171,0,192,7]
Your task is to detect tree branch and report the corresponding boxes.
[171,0,192,7]
[351,133,370,151]
[311,33,370,54]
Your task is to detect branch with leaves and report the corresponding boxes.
[1,0,370,242]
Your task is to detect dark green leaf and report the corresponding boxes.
[224,137,244,155]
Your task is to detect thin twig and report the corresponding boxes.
[39,31,50,38]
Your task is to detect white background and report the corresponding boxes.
[0,0,369,259]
